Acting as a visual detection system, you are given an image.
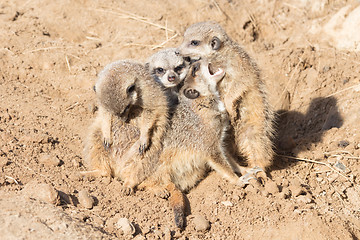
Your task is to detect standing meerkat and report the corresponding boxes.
[145,48,189,105]
[177,21,275,181]
[139,61,249,229]
[83,60,169,194]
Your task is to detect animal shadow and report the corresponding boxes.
[273,96,343,170]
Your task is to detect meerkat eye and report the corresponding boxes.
[190,40,200,46]
[156,68,164,73]
[126,84,136,94]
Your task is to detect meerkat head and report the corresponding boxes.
[177,21,229,62]
[96,60,145,119]
[145,48,189,88]
[182,60,225,100]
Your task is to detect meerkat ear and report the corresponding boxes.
[144,62,150,71]
[210,36,221,50]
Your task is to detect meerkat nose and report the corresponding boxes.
[168,75,176,82]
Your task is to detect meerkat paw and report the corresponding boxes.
[138,137,149,155]
[121,185,135,196]
[237,166,265,188]
[154,188,170,199]
[138,183,170,199]
[103,137,112,150]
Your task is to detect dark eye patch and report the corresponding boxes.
[184,88,200,99]
[126,84,136,94]
[174,63,185,73]
[183,57,191,63]
[191,63,200,77]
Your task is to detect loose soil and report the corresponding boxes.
[1,0,360,239]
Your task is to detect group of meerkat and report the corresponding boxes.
[82,21,275,229]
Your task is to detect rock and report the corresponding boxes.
[327,173,338,183]
[322,107,342,130]
[338,140,349,148]
[78,189,94,209]
[72,158,81,168]
[221,201,233,207]
[164,227,171,240]
[279,188,291,199]
[334,161,350,173]
[193,215,210,232]
[264,180,279,195]
[133,235,146,240]
[322,5,360,51]
[0,156,9,167]
[23,182,60,205]
[296,195,313,204]
[345,187,360,209]
[115,218,135,235]
[38,153,60,167]
[289,183,306,197]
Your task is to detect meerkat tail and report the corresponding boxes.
[167,183,185,229]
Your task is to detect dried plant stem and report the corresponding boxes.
[279,155,354,184]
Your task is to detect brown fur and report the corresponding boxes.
[177,21,275,177]
[82,60,169,194]
[139,61,247,228]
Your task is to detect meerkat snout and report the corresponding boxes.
[168,74,176,82]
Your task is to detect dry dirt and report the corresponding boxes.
[1,0,360,239]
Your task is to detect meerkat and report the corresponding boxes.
[145,48,189,105]
[139,60,249,228]
[82,60,169,194]
[177,21,275,182]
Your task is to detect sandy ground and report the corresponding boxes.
[1,0,360,239]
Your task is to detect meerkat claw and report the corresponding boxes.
[237,166,265,187]
[154,188,170,199]
[138,143,147,155]
[103,139,111,150]
[121,186,135,196]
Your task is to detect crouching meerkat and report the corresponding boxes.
[83,60,169,193]
[145,48,189,105]
[139,60,248,229]
[177,21,275,181]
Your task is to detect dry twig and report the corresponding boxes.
[279,155,354,184]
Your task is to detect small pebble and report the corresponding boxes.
[133,235,146,240]
[296,195,313,204]
[327,173,338,183]
[0,157,9,167]
[193,215,210,232]
[338,140,349,148]
[164,227,171,240]
[264,180,279,195]
[289,180,305,197]
[72,158,81,168]
[78,189,94,209]
[116,218,135,235]
[279,188,291,199]
[221,201,233,207]
[23,182,60,205]
[39,153,60,167]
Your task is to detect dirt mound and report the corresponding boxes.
[1,0,360,239]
